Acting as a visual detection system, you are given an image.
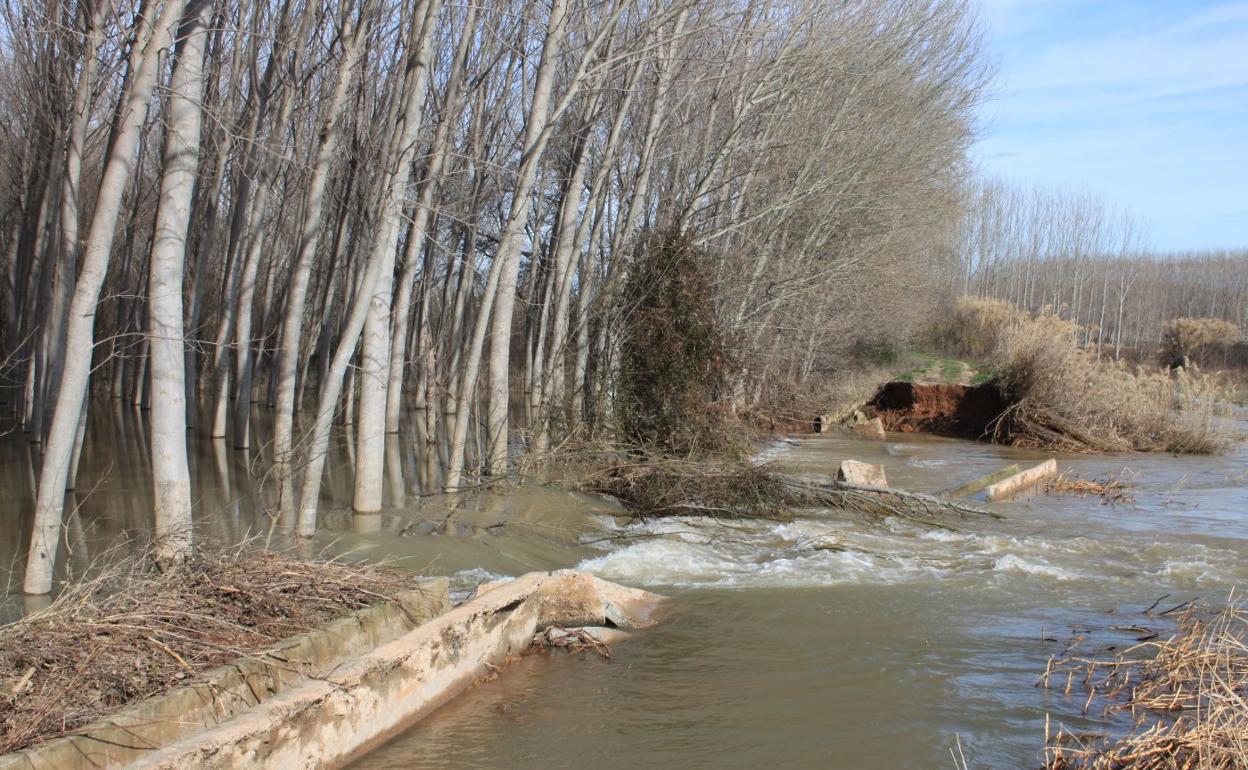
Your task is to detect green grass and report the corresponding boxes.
[879,349,991,386]
[939,359,963,383]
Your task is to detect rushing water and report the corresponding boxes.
[352,432,1248,769]
[2,409,1246,768]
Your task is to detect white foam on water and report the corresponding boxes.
[991,553,1080,580]
[1158,556,1235,585]
[576,535,941,588]
[750,440,794,464]
[576,496,1247,590]
[885,443,918,456]
[450,567,507,588]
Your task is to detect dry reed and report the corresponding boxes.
[1045,470,1135,505]
[938,298,1239,454]
[1042,600,1248,770]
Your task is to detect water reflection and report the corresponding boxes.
[0,402,505,607]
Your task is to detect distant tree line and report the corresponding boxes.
[954,179,1248,360]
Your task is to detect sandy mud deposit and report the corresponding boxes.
[0,572,663,770]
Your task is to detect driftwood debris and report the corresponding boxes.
[587,458,1007,531]
[985,459,1058,501]
[777,474,1004,530]
[942,463,1021,498]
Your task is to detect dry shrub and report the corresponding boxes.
[1043,600,1248,770]
[1161,318,1243,368]
[935,298,1238,454]
[585,457,798,520]
[616,229,732,455]
[0,545,418,753]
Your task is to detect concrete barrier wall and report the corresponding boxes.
[0,579,449,770]
[985,459,1058,502]
[1,572,664,770]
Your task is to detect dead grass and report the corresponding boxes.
[1042,599,1248,770]
[939,298,1239,454]
[0,544,419,754]
[1045,470,1135,505]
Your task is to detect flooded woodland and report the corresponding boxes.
[1,0,1246,766]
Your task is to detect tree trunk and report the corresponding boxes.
[25,0,189,594]
[481,0,571,479]
[149,0,211,564]
[298,0,441,529]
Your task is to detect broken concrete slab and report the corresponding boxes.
[837,459,888,488]
[537,570,664,629]
[942,463,1022,499]
[985,459,1058,502]
[851,416,886,441]
[476,571,663,630]
[0,573,664,770]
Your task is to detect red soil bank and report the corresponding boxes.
[868,381,1011,441]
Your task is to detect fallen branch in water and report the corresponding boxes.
[774,475,1005,530]
[531,626,612,659]
[582,456,1003,531]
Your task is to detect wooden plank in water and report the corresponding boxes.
[985,459,1058,502]
[943,463,1022,499]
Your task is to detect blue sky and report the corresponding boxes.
[972,0,1248,251]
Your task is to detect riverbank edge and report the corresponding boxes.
[0,571,663,770]
[0,577,449,769]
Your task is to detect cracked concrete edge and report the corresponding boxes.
[0,578,450,770]
[2,572,665,770]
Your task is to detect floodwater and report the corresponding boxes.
[2,407,1246,768]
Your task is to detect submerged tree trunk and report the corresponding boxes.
[298,0,442,530]
[149,0,211,563]
[480,0,571,479]
[272,6,366,471]
[25,0,189,594]
[352,0,442,513]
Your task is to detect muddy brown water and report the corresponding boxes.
[2,407,1246,768]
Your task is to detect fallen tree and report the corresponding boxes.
[584,456,1002,530]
